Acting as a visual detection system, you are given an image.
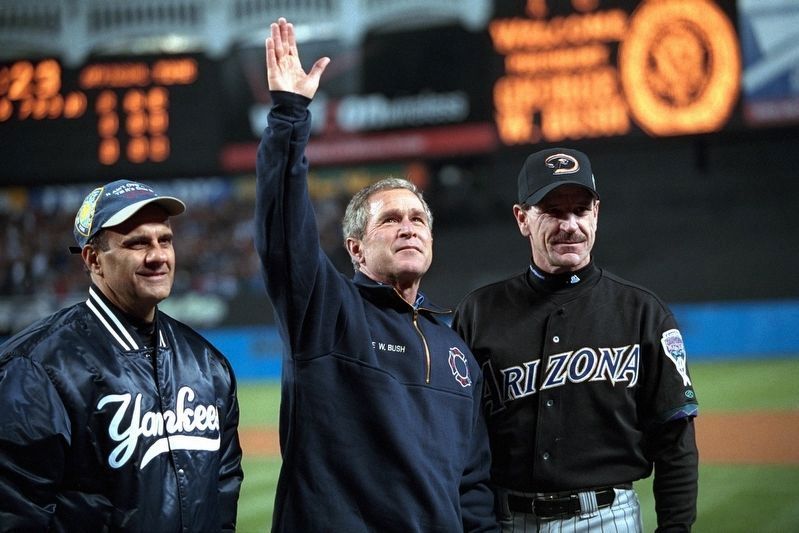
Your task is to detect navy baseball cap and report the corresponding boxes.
[517,147,599,205]
[70,179,185,253]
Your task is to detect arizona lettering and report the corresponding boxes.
[97,385,221,469]
[482,345,640,412]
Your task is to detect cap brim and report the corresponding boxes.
[102,196,186,228]
[523,181,599,205]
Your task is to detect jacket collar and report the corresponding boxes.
[352,271,450,314]
[85,285,166,351]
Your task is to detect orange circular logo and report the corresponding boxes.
[619,0,741,136]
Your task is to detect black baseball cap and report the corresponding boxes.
[70,179,185,253]
[517,147,599,205]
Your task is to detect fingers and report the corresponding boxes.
[265,36,277,74]
[279,18,291,56]
[271,20,283,56]
[265,17,329,97]
[285,20,297,55]
[271,17,298,56]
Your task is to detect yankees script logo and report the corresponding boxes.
[97,386,221,469]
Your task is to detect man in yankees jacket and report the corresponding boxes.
[453,148,699,532]
[0,179,243,531]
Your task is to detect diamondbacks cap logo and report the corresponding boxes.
[74,186,103,238]
[448,347,472,388]
[661,328,691,386]
[545,153,580,175]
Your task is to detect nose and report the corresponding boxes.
[398,218,416,237]
[145,243,168,264]
[559,213,579,232]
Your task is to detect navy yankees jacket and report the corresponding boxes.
[255,91,496,532]
[0,285,243,532]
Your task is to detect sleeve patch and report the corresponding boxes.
[661,328,691,386]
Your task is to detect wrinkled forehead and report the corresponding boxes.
[367,188,426,216]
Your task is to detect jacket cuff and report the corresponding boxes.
[270,90,312,121]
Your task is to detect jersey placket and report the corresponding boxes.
[533,305,568,484]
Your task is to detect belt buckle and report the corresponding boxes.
[533,493,580,520]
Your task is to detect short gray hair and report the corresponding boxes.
[342,177,434,270]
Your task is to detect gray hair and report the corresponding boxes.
[342,177,434,270]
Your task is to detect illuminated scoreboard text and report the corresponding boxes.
[0,55,220,183]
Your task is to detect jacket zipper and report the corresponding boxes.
[412,310,432,383]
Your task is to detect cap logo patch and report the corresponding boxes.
[74,186,103,238]
[545,153,580,175]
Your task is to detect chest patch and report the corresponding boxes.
[449,347,472,388]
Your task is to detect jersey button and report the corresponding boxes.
[546,399,554,407]
[542,452,550,460]
[552,336,560,343]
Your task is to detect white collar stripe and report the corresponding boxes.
[86,298,133,351]
[87,288,140,350]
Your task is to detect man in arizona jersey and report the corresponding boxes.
[453,148,698,532]
[0,180,243,531]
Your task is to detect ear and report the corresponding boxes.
[513,204,531,237]
[593,199,600,227]
[81,246,102,275]
[345,237,364,266]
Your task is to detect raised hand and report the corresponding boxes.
[265,17,330,99]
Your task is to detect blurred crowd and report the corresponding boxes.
[0,176,353,334]
[0,188,256,301]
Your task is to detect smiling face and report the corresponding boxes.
[346,188,433,294]
[82,204,176,322]
[514,184,599,274]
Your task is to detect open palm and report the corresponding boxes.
[265,17,330,99]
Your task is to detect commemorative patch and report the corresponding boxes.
[74,186,103,238]
[448,347,472,388]
[661,328,691,386]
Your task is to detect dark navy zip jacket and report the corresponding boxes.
[255,91,496,532]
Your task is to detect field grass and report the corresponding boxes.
[234,358,799,532]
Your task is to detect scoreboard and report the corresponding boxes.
[1,0,790,185]
[0,54,224,183]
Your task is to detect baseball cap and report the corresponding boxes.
[70,179,186,253]
[517,147,599,205]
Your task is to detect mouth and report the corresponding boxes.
[140,271,170,279]
[395,245,422,254]
[551,241,586,253]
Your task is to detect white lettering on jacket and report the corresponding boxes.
[97,386,221,469]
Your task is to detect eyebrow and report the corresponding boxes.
[379,207,427,220]
[120,230,173,246]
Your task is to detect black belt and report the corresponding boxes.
[506,484,631,519]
